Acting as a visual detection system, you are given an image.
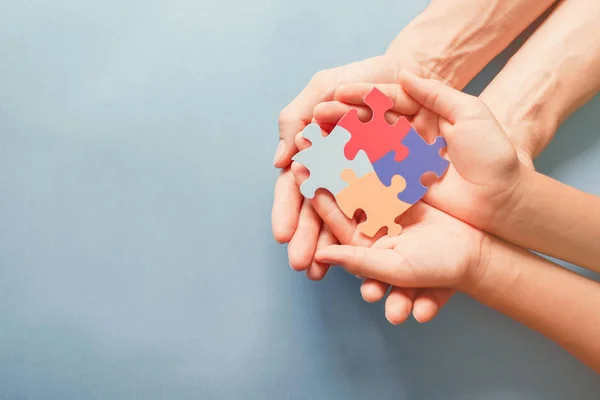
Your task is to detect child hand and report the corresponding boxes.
[314,71,525,230]
[290,161,463,324]
[313,202,489,315]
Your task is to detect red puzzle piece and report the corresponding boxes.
[338,87,412,163]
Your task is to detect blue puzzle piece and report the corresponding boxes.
[373,128,449,204]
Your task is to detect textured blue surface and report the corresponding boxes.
[0,1,599,399]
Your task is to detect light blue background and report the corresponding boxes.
[1,0,599,398]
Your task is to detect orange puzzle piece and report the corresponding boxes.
[335,169,411,237]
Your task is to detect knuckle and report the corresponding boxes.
[311,70,335,88]
[392,86,404,108]
[468,96,484,110]
[278,109,293,127]
[351,246,367,268]
[311,70,328,82]
[319,198,340,222]
[425,92,440,109]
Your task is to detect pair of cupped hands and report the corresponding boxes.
[272,56,529,324]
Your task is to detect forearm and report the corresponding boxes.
[481,0,600,159]
[467,235,600,373]
[491,167,600,273]
[386,0,557,89]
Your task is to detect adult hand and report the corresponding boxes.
[273,0,558,320]
[272,55,434,281]
[314,202,489,320]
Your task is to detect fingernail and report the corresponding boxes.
[273,140,285,166]
[413,311,424,324]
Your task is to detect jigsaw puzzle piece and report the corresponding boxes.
[292,124,374,198]
[335,170,411,237]
[338,87,412,164]
[373,128,449,204]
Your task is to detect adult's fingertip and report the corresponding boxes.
[361,285,382,303]
[360,280,387,303]
[288,248,312,271]
[385,307,411,325]
[273,143,297,168]
[271,208,295,244]
[306,261,329,281]
[385,299,412,325]
[412,298,439,323]
[271,169,302,243]
[294,130,311,152]
[288,240,314,272]
[271,214,295,243]
[290,161,309,184]
[272,139,285,166]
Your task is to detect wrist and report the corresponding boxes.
[461,234,522,300]
[384,10,466,88]
[384,2,506,90]
[507,118,559,162]
[481,82,560,161]
[485,162,532,236]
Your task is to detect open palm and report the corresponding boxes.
[273,55,449,282]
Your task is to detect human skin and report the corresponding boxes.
[311,0,600,321]
[480,0,600,160]
[314,206,600,374]
[481,0,600,270]
[294,70,525,324]
[272,0,557,280]
[302,73,600,375]
[489,167,600,273]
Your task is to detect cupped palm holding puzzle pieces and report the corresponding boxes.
[292,87,450,237]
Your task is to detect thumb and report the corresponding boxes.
[400,70,519,181]
[398,70,481,124]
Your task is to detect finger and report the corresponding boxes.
[271,168,302,243]
[397,70,478,124]
[294,122,323,152]
[306,224,337,281]
[290,160,362,246]
[360,279,390,303]
[385,287,418,325]
[315,245,402,281]
[410,107,442,142]
[333,83,420,116]
[291,141,391,296]
[292,155,389,294]
[412,289,455,323]
[357,235,399,303]
[288,200,321,271]
[290,162,371,248]
[316,245,449,288]
[313,101,400,126]
[371,234,401,250]
[312,189,365,247]
[275,75,335,168]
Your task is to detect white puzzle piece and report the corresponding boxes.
[292,123,373,198]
